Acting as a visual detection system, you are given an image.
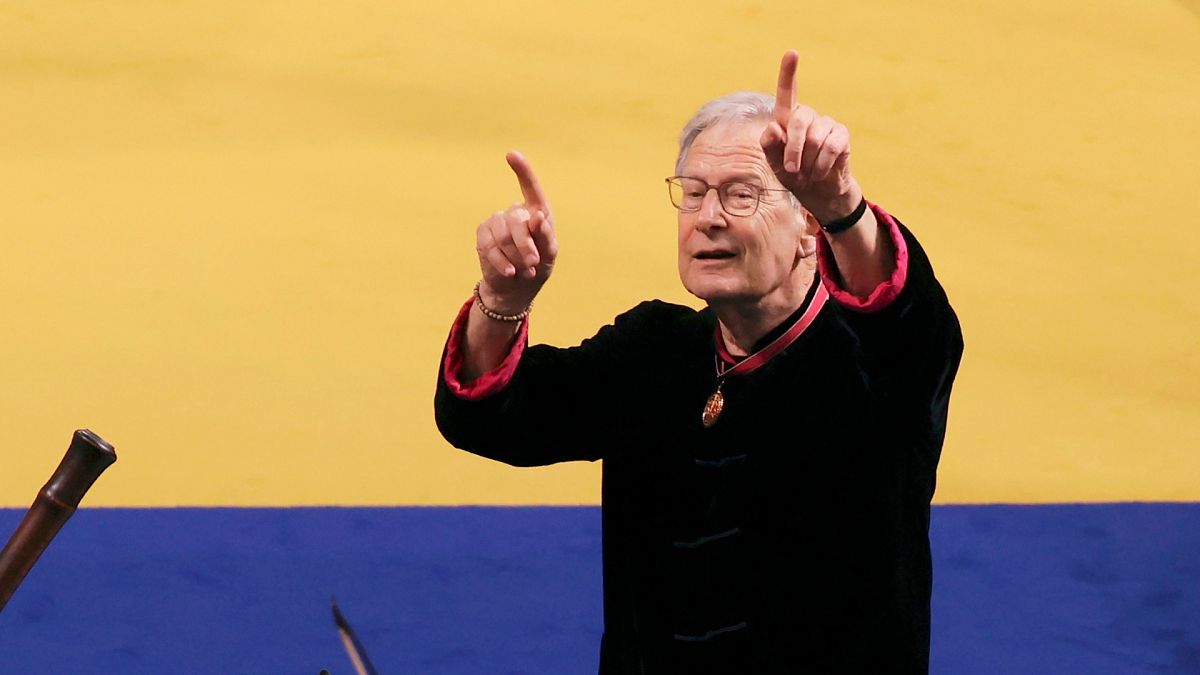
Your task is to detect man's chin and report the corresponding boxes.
[683,281,749,304]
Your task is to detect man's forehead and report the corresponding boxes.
[684,122,771,178]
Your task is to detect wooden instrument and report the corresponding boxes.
[0,429,117,613]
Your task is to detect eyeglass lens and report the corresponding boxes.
[668,178,760,216]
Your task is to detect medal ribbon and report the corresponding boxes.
[702,283,829,428]
[714,282,830,378]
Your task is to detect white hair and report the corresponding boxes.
[674,91,776,176]
[674,91,799,209]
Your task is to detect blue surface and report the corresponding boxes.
[0,505,1196,674]
[930,504,1200,674]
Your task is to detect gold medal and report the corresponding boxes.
[702,382,724,428]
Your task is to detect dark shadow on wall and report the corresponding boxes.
[1177,0,1200,20]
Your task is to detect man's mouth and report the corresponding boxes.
[695,250,737,260]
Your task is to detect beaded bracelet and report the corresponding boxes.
[473,281,532,322]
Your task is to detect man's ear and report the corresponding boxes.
[798,208,821,259]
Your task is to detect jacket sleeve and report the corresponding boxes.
[817,204,965,471]
[434,300,689,467]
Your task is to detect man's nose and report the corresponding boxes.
[696,188,726,230]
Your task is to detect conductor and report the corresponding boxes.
[435,50,964,674]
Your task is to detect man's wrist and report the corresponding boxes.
[818,196,868,235]
[475,281,534,319]
[808,182,864,228]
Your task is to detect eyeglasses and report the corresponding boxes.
[665,176,792,217]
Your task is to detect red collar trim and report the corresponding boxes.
[714,283,830,376]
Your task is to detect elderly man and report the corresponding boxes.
[435,51,963,673]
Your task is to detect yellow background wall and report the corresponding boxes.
[1,1,1197,506]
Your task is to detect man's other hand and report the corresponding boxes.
[760,50,864,227]
[475,152,559,314]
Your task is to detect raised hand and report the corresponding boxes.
[475,152,559,314]
[759,50,863,226]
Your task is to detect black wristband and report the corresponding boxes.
[819,196,868,234]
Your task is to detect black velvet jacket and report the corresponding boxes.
[435,220,963,674]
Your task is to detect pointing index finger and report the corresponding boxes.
[506,151,549,209]
[774,50,799,127]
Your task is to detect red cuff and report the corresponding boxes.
[441,297,528,400]
[816,201,909,313]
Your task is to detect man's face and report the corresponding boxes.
[677,121,812,306]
